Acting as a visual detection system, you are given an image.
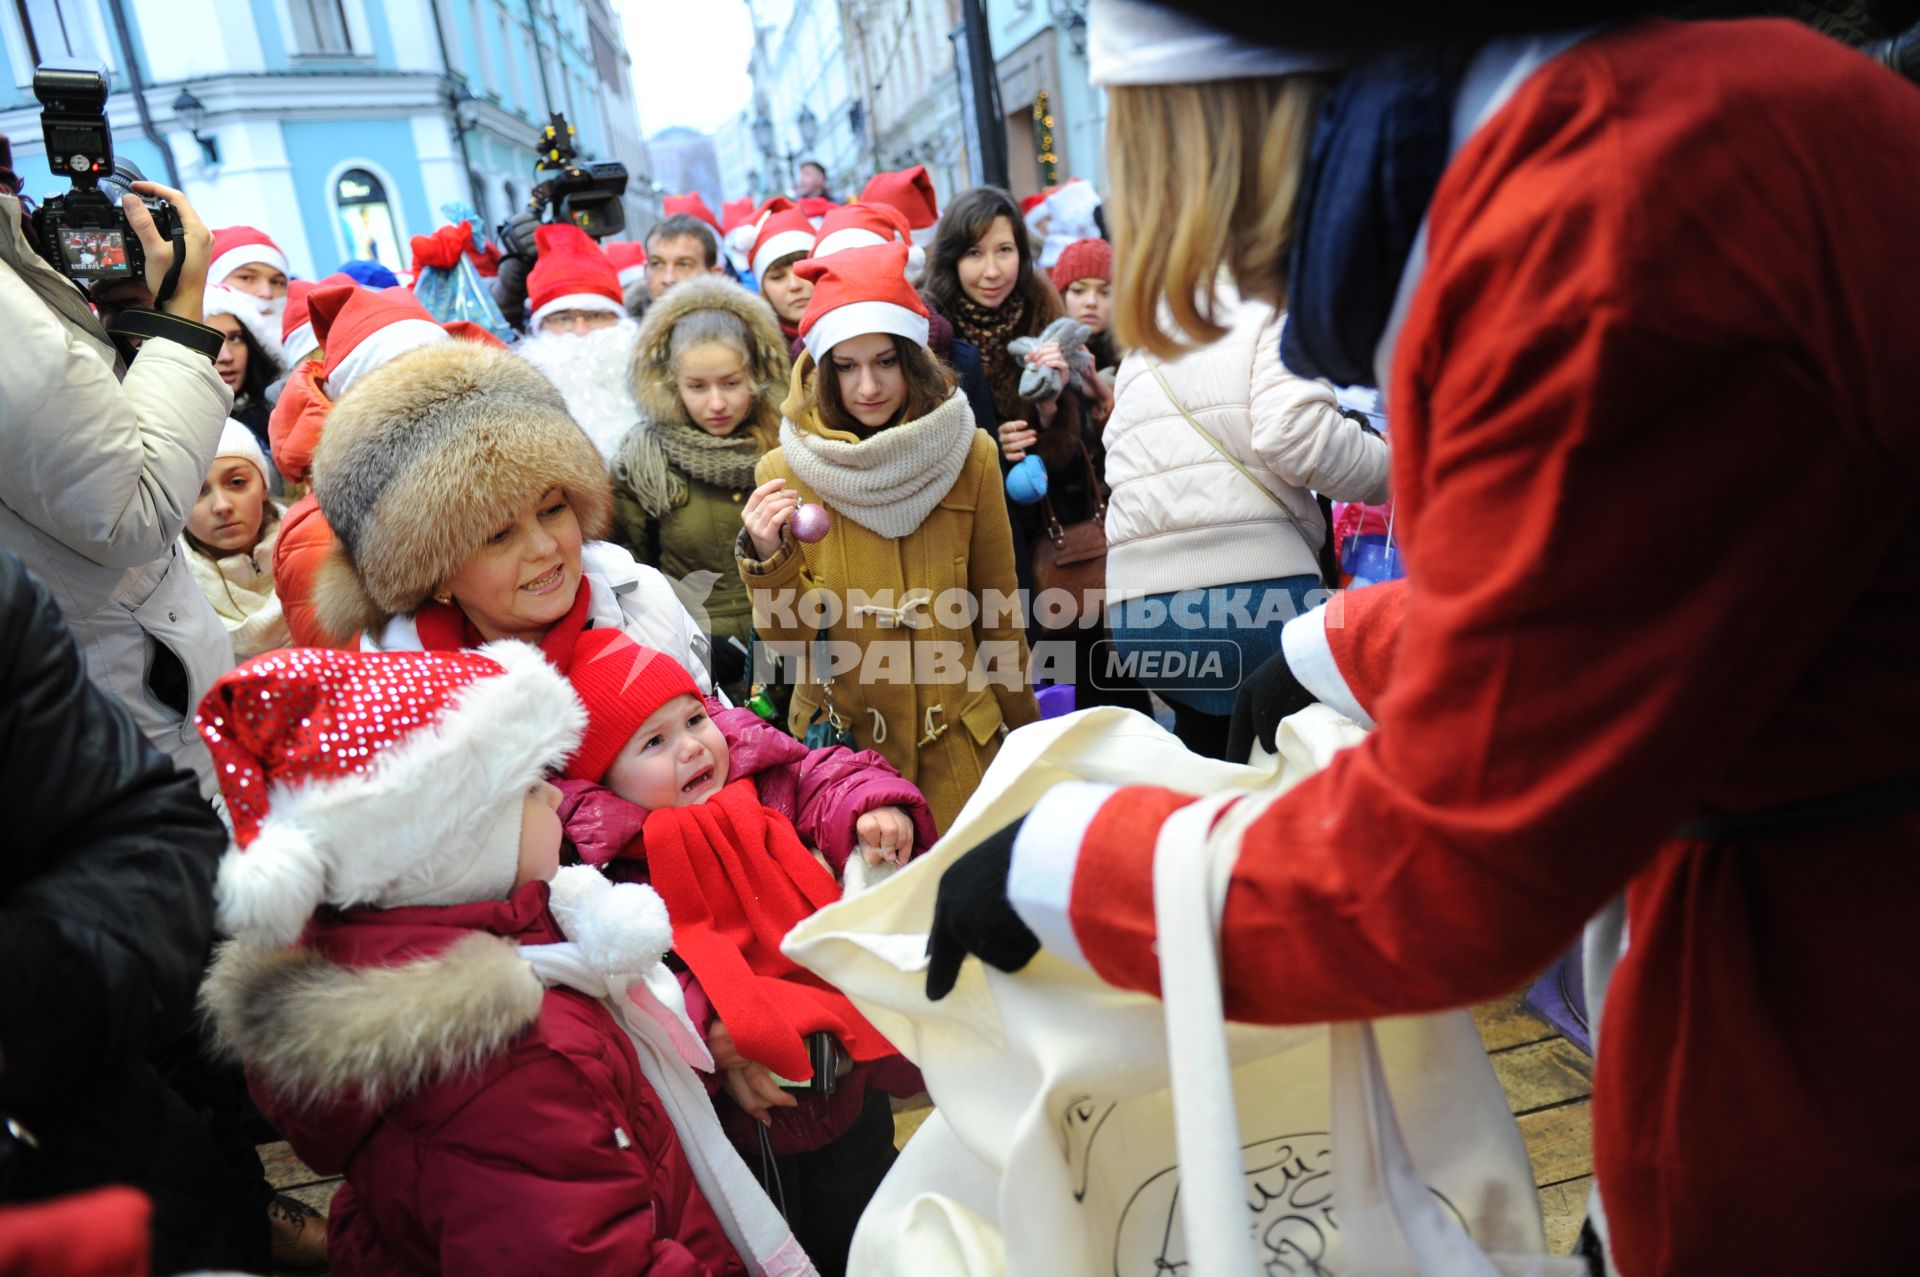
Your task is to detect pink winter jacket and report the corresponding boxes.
[556,699,937,877]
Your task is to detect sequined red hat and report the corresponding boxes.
[198,642,586,944]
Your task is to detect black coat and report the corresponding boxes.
[0,549,224,1114]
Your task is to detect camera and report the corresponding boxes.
[29,60,180,289]
[501,112,628,253]
[773,1032,853,1095]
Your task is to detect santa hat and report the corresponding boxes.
[1086,0,1343,86]
[208,226,290,288]
[794,242,929,363]
[1019,191,1050,217]
[310,340,613,640]
[562,630,703,783]
[604,241,648,289]
[202,285,286,376]
[280,272,356,367]
[526,223,626,331]
[663,193,723,235]
[750,207,818,280]
[729,196,794,264]
[1050,237,1113,290]
[859,166,938,231]
[720,197,757,236]
[200,643,586,946]
[811,203,912,261]
[213,416,271,484]
[307,283,452,400]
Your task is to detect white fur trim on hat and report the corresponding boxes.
[803,299,930,363]
[1087,0,1343,86]
[325,319,452,400]
[811,227,888,261]
[281,321,317,369]
[210,243,291,290]
[203,287,286,375]
[530,291,630,333]
[216,418,270,482]
[211,640,586,945]
[615,264,647,287]
[751,228,816,280]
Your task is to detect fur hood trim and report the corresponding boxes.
[310,341,614,640]
[200,932,544,1109]
[627,275,790,447]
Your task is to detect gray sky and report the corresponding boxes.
[616,0,757,136]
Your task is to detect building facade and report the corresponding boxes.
[851,0,969,208]
[0,0,654,280]
[743,0,862,200]
[985,0,1102,199]
[647,124,723,214]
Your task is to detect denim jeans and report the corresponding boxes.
[1107,575,1322,717]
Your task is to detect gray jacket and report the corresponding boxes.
[0,196,235,797]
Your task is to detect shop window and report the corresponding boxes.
[333,167,401,267]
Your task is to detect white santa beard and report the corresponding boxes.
[517,319,644,463]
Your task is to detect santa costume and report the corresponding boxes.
[517,223,645,462]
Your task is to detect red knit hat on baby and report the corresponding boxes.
[663,193,723,235]
[563,629,703,782]
[793,241,929,363]
[1050,237,1113,291]
[199,643,586,945]
[209,225,290,288]
[526,223,626,331]
[604,240,648,289]
[859,166,939,231]
[307,282,452,399]
[750,207,818,279]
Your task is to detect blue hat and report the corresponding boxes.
[336,258,401,289]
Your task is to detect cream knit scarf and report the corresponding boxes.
[778,389,976,539]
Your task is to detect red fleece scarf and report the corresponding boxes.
[643,778,891,1082]
[413,579,592,672]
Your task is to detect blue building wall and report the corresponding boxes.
[280,117,433,274]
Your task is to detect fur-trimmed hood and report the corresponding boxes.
[626,275,790,448]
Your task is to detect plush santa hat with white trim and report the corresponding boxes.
[525,223,626,332]
[306,282,452,401]
[199,642,586,946]
[663,193,723,236]
[209,226,290,291]
[604,241,648,291]
[813,202,923,283]
[794,241,929,364]
[202,285,286,377]
[859,166,939,232]
[750,207,818,280]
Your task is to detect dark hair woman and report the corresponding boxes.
[923,185,1147,714]
[202,285,286,484]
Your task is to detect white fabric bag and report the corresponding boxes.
[783,706,1581,1276]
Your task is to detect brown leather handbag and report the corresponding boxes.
[1029,439,1107,632]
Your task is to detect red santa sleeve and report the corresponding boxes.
[1013,99,1869,1019]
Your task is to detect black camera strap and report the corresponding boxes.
[154,219,186,305]
[109,307,224,362]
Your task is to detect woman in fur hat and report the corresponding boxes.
[738,243,1038,832]
[309,340,716,689]
[615,276,791,701]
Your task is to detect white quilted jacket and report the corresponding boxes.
[1102,295,1390,603]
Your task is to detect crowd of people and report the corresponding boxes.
[3,0,1918,1274]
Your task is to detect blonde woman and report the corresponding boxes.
[927,4,1920,1275]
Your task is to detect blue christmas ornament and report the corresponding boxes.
[1006,454,1049,505]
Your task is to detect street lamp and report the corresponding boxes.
[754,109,804,190]
[172,88,219,166]
[751,111,774,157]
[796,105,818,152]
[1048,0,1090,57]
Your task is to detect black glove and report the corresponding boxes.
[497,209,542,261]
[925,817,1039,1001]
[1227,649,1317,762]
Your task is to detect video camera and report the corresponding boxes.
[501,112,628,253]
[28,60,183,295]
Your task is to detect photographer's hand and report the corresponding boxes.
[123,181,211,323]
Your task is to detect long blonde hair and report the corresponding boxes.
[1107,75,1329,358]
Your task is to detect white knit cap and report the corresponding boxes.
[1087,0,1343,87]
[215,417,270,483]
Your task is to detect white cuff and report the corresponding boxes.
[1281,600,1374,729]
[1008,780,1119,972]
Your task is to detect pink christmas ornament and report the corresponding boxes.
[792,502,832,543]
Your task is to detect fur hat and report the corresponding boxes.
[563,630,702,783]
[200,642,586,946]
[310,341,613,640]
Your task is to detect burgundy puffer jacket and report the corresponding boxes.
[201,884,748,1276]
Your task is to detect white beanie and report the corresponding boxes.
[1087,0,1343,87]
[215,417,271,484]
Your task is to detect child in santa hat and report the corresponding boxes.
[516,223,646,464]
[612,275,792,700]
[181,419,290,661]
[738,243,1038,832]
[556,629,933,1275]
[197,643,812,1276]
